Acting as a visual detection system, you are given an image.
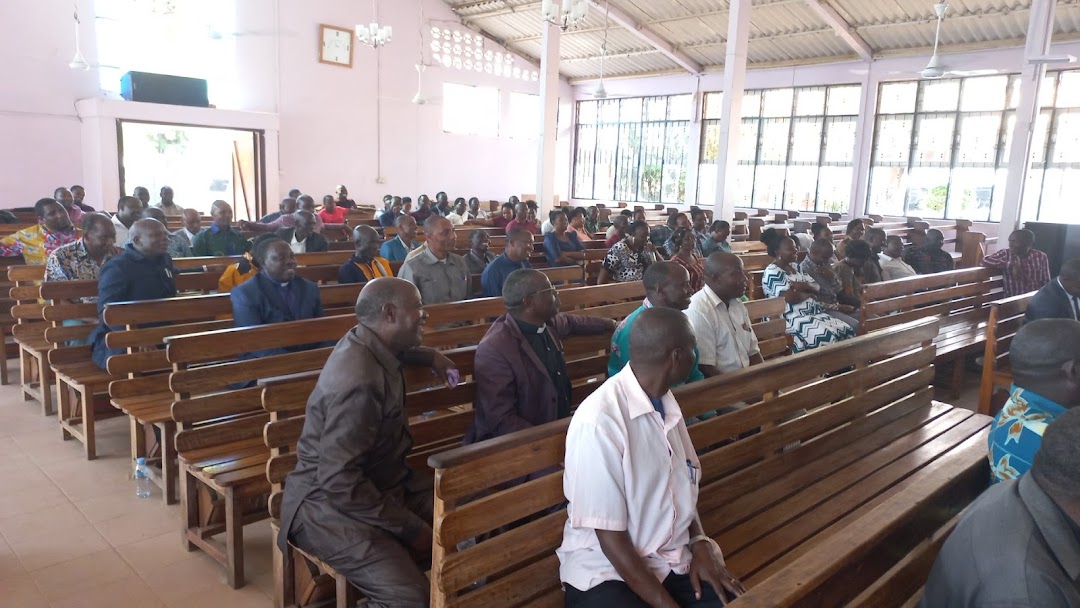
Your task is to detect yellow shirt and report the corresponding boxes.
[218,258,258,294]
[0,224,81,265]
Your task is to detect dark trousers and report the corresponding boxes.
[290,485,433,608]
[566,572,727,608]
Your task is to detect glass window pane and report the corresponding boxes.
[637,123,665,202]
[872,115,914,165]
[1057,72,1080,108]
[700,122,721,162]
[443,83,499,136]
[762,88,795,117]
[599,100,620,122]
[955,113,1001,165]
[913,115,956,164]
[739,119,760,162]
[1007,75,1057,109]
[827,85,862,115]
[614,124,641,200]
[794,88,825,116]
[594,124,619,199]
[668,95,692,121]
[959,76,1008,112]
[573,125,597,198]
[507,92,540,140]
[905,167,951,219]
[662,123,689,203]
[645,97,667,121]
[759,119,791,163]
[620,98,643,123]
[1036,168,1080,222]
[732,165,756,206]
[879,82,918,114]
[1001,111,1052,165]
[697,163,718,208]
[823,117,857,164]
[703,92,724,119]
[790,118,823,163]
[948,168,996,221]
[753,165,786,208]
[742,91,762,117]
[578,100,598,124]
[817,166,853,213]
[784,166,819,210]
[1051,111,1080,163]
[919,80,960,112]
[868,166,908,216]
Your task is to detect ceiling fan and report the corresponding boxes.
[919,2,1001,79]
[592,1,610,99]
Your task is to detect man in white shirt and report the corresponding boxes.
[176,208,202,246]
[111,195,143,245]
[685,252,764,377]
[446,200,468,226]
[558,307,745,607]
[879,235,917,282]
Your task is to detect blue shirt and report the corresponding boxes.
[701,237,732,257]
[988,385,1067,483]
[543,231,584,266]
[379,236,418,262]
[480,253,531,298]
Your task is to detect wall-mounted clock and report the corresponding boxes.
[320,24,354,68]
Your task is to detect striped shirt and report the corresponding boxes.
[981,248,1051,298]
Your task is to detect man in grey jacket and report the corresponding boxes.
[278,277,454,607]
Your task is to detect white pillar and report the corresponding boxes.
[684,88,705,208]
[998,0,1055,245]
[537,21,561,213]
[850,69,878,218]
[711,0,751,222]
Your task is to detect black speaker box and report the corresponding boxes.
[120,71,209,108]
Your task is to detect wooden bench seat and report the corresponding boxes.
[425,317,992,608]
[859,267,1002,397]
[977,291,1035,416]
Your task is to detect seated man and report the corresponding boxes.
[922,406,1080,607]
[231,239,325,358]
[192,200,249,256]
[467,197,488,221]
[797,238,858,329]
[608,261,704,385]
[276,210,328,254]
[144,207,192,258]
[340,225,393,284]
[334,184,357,209]
[904,228,954,274]
[700,220,732,257]
[45,213,120,304]
[319,195,349,225]
[89,219,178,369]
[466,269,614,444]
[446,200,468,226]
[111,195,143,245]
[379,197,403,227]
[862,227,885,284]
[70,184,95,212]
[834,218,865,260]
[1026,259,1080,322]
[154,186,185,217]
[685,252,764,377]
[481,227,533,298]
[463,229,496,276]
[260,196,298,224]
[879,235,917,281]
[0,198,80,265]
[398,215,470,305]
[504,200,540,236]
[176,208,202,247]
[982,228,1052,298]
[988,319,1080,483]
[380,215,420,262]
[54,186,83,225]
[279,278,453,608]
[558,307,745,607]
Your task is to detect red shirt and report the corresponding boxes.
[319,206,349,224]
[605,232,624,248]
[505,218,540,236]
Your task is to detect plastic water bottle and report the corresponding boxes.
[134,457,152,498]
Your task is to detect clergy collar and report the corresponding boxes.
[513,315,547,335]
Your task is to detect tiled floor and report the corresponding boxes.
[0,380,276,608]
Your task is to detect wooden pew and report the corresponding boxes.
[9,264,52,414]
[0,255,27,385]
[859,267,1003,397]
[425,317,992,607]
[977,291,1036,417]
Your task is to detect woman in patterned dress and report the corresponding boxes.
[669,226,705,293]
[597,221,658,284]
[761,232,855,352]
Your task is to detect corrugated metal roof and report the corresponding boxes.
[443,0,1080,80]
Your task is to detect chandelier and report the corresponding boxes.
[356,0,392,48]
[541,0,589,30]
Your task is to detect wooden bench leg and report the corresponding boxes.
[19,347,31,402]
[273,539,295,608]
[335,574,356,608]
[80,387,96,461]
[58,379,73,442]
[180,468,198,552]
[951,360,965,400]
[130,415,146,464]
[160,421,178,506]
[224,487,245,589]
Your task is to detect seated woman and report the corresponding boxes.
[598,221,658,284]
[668,226,705,293]
[834,218,865,260]
[544,209,586,267]
[761,231,855,352]
[566,207,592,242]
[835,239,872,311]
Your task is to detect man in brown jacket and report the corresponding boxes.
[278,277,454,607]
[465,268,615,444]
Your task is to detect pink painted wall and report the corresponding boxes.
[0,0,574,210]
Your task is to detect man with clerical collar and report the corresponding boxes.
[466,269,614,444]
[398,215,469,305]
[989,318,1080,483]
[90,219,177,369]
[0,198,80,265]
[340,225,393,284]
[481,227,533,298]
[192,200,249,257]
[922,406,1080,607]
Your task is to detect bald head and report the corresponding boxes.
[1010,319,1080,408]
[629,307,697,387]
[142,206,167,224]
[1033,408,1080,501]
[353,278,427,352]
[703,252,747,301]
[643,261,692,310]
[355,277,419,322]
[130,218,169,257]
[353,225,382,262]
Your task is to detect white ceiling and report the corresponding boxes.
[443,0,1080,81]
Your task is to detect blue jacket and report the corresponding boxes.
[481,253,531,298]
[379,236,418,262]
[90,245,177,369]
[231,272,325,359]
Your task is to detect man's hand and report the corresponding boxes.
[430,351,458,388]
[689,540,746,604]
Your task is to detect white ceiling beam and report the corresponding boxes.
[803,0,873,61]
[585,0,702,75]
